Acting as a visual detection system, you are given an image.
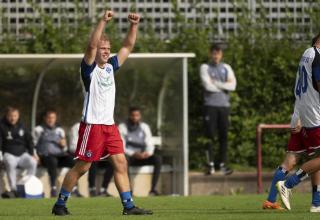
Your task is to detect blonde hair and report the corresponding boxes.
[100,33,110,42]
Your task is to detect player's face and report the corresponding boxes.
[96,40,111,64]
[44,112,57,128]
[129,111,141,124]
[6,110,19,125]
[210,50,223,64]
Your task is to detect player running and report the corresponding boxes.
[276,33,320,212]
[262,109,300,210]
[262,108,320,210]
[51,10,153,216]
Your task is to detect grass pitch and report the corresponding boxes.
[0,194,318,220]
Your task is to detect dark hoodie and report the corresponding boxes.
[0,118,34,156]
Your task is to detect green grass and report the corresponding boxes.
[0,194,319,220]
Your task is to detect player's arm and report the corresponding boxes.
[214,64,237,91]
[199,64,221,92]
[313,54,320,92]
[291,102,301,134]
[84,10,114,65]
[117,13,140,66]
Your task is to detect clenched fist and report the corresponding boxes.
[128,13,140,24]
[103,10,114,22]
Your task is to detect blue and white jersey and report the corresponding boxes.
[294,47,320,128]
[80,56,120,125]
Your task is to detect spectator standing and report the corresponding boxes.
[200,44,237,175]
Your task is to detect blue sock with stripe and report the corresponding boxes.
[267,166,288,203]
[285,169,309,189]
[312,185,320,207]
[55,188,71,206]
[120,191,134,209]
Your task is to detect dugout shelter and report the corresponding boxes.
[0,53,195,196]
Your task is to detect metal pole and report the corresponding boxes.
[182,57,189,196]
[256,123,291,194]
[256,124,263,194]
[31,59,55,131]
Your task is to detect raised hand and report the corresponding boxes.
[103,10,114,22]
[128,13,140,24]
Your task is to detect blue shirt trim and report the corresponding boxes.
[108,56,120,72]
[80,59,95,91]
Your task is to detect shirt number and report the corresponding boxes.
[295,65,308,98]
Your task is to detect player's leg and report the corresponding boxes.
[277,157,320,210]
[203,106,217,174]
[283,157,320,189]
[217,107,232,175]
[58,155,83,197]
[275,130,305,210]
[279,128,320,198]
[109,153,152,215]
[310,171,320,212]
[106,124,152,215]
[263,152,299,210]
[52,160,92,215]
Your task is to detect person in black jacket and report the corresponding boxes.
[0,107,38,195]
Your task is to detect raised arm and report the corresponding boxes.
[84,11,114,65]
[117,13,140,66]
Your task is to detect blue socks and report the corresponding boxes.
[285,169,309,189]
[267,167,288,203]
[312,185,320,207]
[55,188,71,206]
[120,191,134,209]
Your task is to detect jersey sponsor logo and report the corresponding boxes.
[98,75,114,91]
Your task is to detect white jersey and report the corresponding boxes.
[294,47,320,128]
[80,56,120,125]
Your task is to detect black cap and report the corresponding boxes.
[312,33,320,46]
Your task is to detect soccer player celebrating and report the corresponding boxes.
[51,11,153,216]
[276,33,320,212]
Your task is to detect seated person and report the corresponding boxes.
[69,122,113,197]
[33,109,80,197]
[88,160,114,197]
[119,107,162,196]
[0,107,38,197]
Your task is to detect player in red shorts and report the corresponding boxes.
[262,108,320,210]
[52,10,152,216]
[276,33,320,211]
